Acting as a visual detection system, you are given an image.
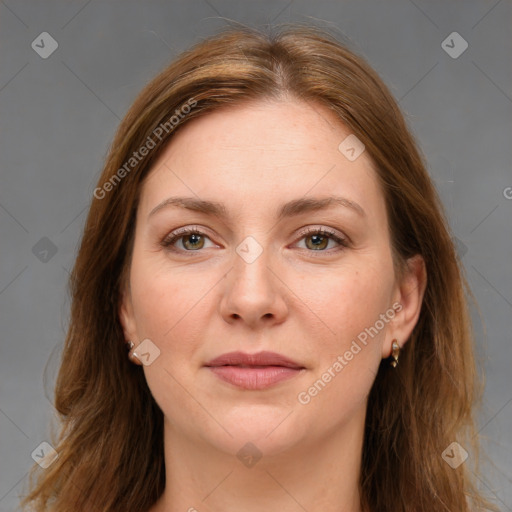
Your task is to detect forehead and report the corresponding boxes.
[139,98,383,221]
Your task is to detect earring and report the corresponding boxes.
[125,341,140,364]
[390,339,400,368]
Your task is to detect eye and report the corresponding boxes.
[294,227,349,254]
[161,227,214,252]
[160,226,349,254]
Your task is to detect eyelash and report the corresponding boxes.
[160,226,349,256]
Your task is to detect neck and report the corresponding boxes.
[151,406,367,512]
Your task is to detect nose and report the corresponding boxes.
[219,242,288,328]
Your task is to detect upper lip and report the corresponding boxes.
[205,351,304,369]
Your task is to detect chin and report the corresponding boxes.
[205,404,308,458]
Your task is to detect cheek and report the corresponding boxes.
[129,255,216,359]
[296,259,394,345]
[130,279,172,340]
[292,258,393,415]
[294,265,390,425]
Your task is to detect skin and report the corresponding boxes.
[119,97,426,512]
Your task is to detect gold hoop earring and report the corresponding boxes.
[390,339,400,368]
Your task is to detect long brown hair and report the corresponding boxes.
[21,24,499,512]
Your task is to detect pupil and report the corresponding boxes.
[309,234,327,250]
[183,233,203,250]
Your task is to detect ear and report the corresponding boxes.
[118,280,139,346]
[383,254,427,358]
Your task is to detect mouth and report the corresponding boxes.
[204,351,306,390]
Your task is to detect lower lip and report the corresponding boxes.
[207,366,304,390]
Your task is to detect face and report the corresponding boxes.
[119,98,424,458]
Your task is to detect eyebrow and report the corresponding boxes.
[148,195,366,221]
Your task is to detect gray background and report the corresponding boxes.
[1,1,511,510]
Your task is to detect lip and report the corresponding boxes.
[204,351,305,390]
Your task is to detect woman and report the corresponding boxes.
[21,25,499,512]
